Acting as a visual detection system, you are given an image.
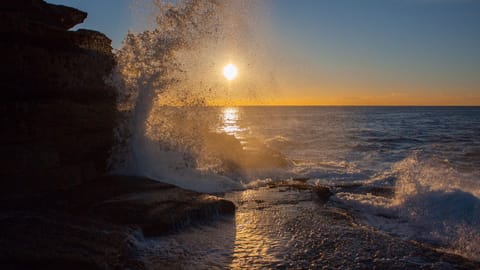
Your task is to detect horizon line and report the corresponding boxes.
[165,104,480,107]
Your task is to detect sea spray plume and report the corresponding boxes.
[108,0,263,192]
[336,152,480,260]
[110,0,225,171]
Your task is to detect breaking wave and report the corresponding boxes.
[105,1,480,261]
[108,0,280,192]
[335,152,480,261]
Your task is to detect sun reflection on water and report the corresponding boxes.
[219,107,244,137]
[227,189,288,268]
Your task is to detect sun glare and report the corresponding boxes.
[223,64,238,81]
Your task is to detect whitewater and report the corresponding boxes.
[108,0,480,265]
[116,105,480,264]
[220,106,480,262]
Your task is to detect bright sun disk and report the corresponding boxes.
[223,64,238,81]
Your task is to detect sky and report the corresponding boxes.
[46,0,480,105]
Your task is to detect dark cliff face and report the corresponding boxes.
[0,0,117,195]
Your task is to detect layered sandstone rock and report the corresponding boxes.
[0,176,236,269]
[0,3,238,269]
[0,0,117,195]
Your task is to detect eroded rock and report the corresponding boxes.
[0,0,117,195]
[204,132,291,173]
[0,175,236,269]
[66,175,236,236]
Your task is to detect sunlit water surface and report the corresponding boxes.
[220,106,480,180]
[139,107,480,267]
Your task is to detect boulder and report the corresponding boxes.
[65,175,236,236]
[0,175,236,269]
[204,132,291,174]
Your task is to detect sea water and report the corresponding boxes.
[216,106,480,261]
[117,106,480,265]
[109,0,480,263]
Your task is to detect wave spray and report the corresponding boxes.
[109,0,271,192]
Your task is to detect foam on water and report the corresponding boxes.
[335,152,480,261]
[107,0,480,261]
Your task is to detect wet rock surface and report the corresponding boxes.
[139,181,480,269]
[1,179,478,270]
[0,176,235,269]
[0,212,144,270]
[66,175,236,237]
[204,132,291,174]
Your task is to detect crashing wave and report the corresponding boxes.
[108,0,280,192]
[335,151,480,261]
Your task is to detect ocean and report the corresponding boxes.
[127,106,480,266]
[108,0,480,266]
[224,106,480,182]
[241,106,480,258]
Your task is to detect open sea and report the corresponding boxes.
[225,106,480,181]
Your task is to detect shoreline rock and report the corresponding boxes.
[0,2,237,269]
[0,0,116,195]
[65,175,236,236]
[0,175,236,269]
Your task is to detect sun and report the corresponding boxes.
[223,64,238,81]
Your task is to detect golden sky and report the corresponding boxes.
[48,0,480,106]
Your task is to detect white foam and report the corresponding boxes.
[335,152,480,261]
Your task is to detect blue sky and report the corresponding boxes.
[47,0,134,48]
[46,0,480,105]
[268,0,480,103]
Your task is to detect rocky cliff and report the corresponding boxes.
[0,0,117,195]
[0,2,239,269]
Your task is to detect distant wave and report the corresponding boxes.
[264,135,299,151]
